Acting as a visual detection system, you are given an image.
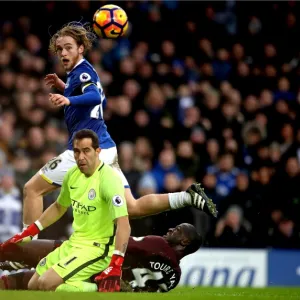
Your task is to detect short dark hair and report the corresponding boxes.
[72,129,99,150]
[182,224,203,257]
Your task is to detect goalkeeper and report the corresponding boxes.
[1,129,131,292]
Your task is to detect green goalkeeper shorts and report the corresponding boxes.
[36,239,112,283]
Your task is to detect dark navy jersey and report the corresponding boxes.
[122,236,181,292]
[63,59,115,150]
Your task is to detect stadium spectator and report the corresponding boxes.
[0,174,22,242]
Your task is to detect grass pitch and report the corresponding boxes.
[1,287,300,300]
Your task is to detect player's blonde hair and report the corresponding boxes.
[49,21,97,54]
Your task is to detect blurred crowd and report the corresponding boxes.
[0,1,300,249]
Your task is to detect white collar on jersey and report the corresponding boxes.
[66,58,85,75]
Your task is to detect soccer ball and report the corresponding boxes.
[93,4,129,39]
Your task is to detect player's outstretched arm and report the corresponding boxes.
[36,201,68,232]
[49,85,101,107]
[67,84,101,106]
[44,73,65,92]
[96,216,131,292]
[0,201,67,250]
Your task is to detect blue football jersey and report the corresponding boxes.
[63,59,115,150]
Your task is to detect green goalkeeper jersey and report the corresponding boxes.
[57,161,128,247]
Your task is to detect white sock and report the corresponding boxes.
[168,192,192,209]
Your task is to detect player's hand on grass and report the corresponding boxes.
[44,73,65,92]
[0,222,41,250]
[95,254,124,292]
[49,93,70,107]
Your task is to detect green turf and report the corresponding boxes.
[1,287,300,300]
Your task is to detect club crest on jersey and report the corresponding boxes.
[79,72,91,82]
[112,195,124,207]
[88,189,96,200]
[39,257,46,266]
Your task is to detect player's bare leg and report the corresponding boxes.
[28,268,64,291]
[23,173,58,226]
[125,189,169,217]
[0,243,28,269]
[0,271,35,290]
[125,183,218,218]
[0,275,7,289]
[27,272,41,290]
[0,240,61,291]
[0,240,58,269]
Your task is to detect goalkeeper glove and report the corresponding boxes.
[0,221,43,250]
[95,252,124,292]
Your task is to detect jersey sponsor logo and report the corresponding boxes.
[39,257,46,267]
[88,189,96,200]
[112,195,124,207]
[79,72,91,83]
[71,199,96,215]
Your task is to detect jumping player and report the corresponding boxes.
[22,22,217,230]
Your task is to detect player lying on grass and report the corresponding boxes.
[0,129,131,292]
[0,223,201,292]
